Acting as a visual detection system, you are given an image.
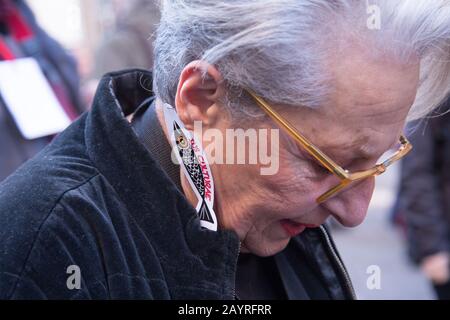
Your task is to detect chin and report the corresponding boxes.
[244,237,291,257]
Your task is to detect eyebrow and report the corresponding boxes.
[354,144,378,160]
[319,141,378,165]
[325,135,401,164]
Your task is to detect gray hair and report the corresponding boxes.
[153,0,450,121]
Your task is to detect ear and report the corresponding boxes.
[175,60,226,130]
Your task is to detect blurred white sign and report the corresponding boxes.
[0,58,71,140]
[27,0,84,49]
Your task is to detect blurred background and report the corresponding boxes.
[0,0,159,180]
[1,0,448,300]
[333,164,435,299]
[27,0,157,80]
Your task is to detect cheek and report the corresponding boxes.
[261,161,325,216]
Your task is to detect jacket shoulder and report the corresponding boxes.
[0,122,99,294]
[0,172,163,299]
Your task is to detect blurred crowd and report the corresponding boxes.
[0,0,159,181]
[1,0,450,300]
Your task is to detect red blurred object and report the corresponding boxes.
[0,0,32,40]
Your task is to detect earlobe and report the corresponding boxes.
[175,60,225,130]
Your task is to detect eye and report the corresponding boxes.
[295,149,331,175]
[343,157,373,172]
[311,160,331,175]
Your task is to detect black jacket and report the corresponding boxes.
[0,69,355,299]
[397,112,450,264]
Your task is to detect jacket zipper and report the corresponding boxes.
[319,225,357,300]
[231,230,355,300]
[232,241,242,300]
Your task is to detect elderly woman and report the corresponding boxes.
[1,0,450,300]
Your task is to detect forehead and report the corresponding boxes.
[303,119,397,162]
[329,52,420,123]
[279,52,420,160]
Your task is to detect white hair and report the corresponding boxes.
[153,0,450,121]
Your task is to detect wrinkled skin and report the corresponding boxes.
[156,47,420,257]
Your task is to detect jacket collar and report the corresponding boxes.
[84,69,240,298]
[131,96,183,191]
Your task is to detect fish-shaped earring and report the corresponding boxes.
[164,104,218,231]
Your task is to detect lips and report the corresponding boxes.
[280,219,307,237]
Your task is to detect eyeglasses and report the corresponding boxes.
[245,89,413,204]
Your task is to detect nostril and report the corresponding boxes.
[320,182,374,228]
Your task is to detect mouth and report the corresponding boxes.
[280,219,318,237]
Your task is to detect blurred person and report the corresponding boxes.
[396,108,450,300]
[93,0,160,77]
[0,0,83,181]
[81,0,160,107]
[1,0,450,300]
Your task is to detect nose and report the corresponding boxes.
[322,177,376,227]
